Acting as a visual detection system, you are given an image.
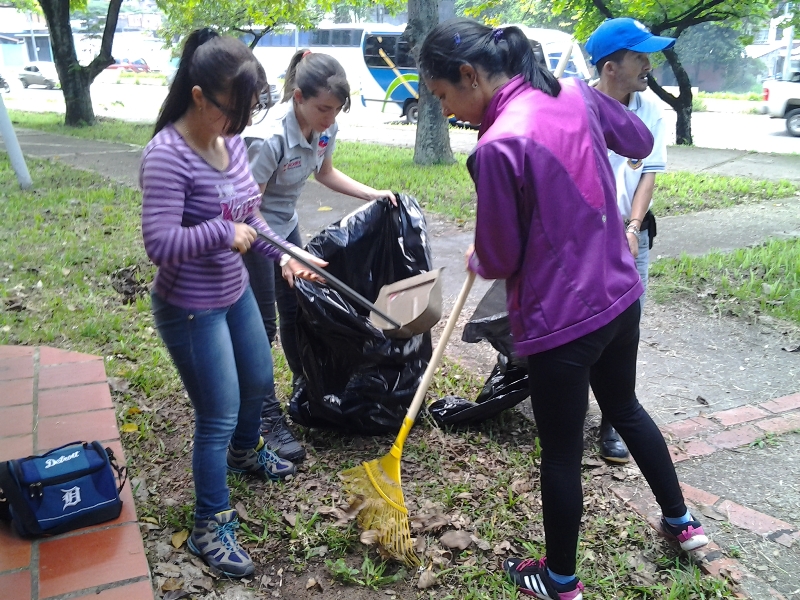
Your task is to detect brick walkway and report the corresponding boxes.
[0,346,153,600]
[662,393,800,463]
[614,392,800,600]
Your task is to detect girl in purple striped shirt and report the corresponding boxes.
[140,28,325,578]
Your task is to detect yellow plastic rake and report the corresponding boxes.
[340,271,476,565]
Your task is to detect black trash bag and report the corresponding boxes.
[461,279,514,358]
[288,193,434,435]
[427,353,530,426]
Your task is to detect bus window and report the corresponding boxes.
[350,29,364,46]
[364,34,397,67]
[331,29,348,46]
[396,38,415,68]
[331,29,363,46]
[311,29,330,46]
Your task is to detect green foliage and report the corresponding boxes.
[455,0,576,29]
[326,556,406,589]
[696,91,763,100]
[692,96,707,112]
[652,173,799,215]
[156,0,405,49]
[650,238,800,324]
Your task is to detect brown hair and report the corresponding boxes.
[154,28,268,136]
[282,50,351,111]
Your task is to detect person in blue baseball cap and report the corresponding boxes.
[586,18,675,466]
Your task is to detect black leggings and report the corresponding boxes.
[526,301,686,576]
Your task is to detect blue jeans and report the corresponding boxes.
[635,229,650,312]
[151,288,273,518]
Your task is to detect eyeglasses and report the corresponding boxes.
[202,91,267,121]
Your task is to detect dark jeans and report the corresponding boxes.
[151,288,272,518]
[526,301,686,576]
[242,225,302,418]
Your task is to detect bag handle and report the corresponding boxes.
[104,446,127,494]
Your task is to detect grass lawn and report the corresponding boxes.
[651,238,800,325]
[0,153,739,598]
[8,110,800,223]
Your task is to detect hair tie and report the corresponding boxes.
[197,27,218,45]
[453,33,461,47]
[492,28,504,44]
[302,50,312,58]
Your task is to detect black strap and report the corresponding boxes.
[104,447,128,494]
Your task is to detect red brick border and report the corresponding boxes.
[610,483,792,599]
[662,392,800,463]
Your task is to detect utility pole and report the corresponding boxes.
[782,3,796,80]
[0,94,33,190]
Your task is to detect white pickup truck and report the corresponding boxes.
[763,76,800,137]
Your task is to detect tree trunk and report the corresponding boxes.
[649,47,693,145]
[406,0,454,165]
[38,0,122,126]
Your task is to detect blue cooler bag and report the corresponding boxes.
[0,441,126,537]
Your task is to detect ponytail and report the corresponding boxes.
[153,28,268,137]
[281,50,351,111]
[154,28,218,136]
[419,18,560,97]
[281,49,307,102]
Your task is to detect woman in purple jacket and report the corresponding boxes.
[141,29,324,578]
[420,19,708,600]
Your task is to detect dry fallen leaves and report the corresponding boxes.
[170,529,189,549]
[360,529,380,545]
[439,529,473,550]
[306,576,324,592]
[417,567,438,589]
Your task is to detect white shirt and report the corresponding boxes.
[607,89,667,219]
[247,101,338,239]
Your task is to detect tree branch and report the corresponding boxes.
[86,0,122,79]
[589,0,614,19]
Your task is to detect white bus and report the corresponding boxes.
[250,23,590,124]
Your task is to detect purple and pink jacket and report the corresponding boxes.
[467,75,652,356]
[141,124,290,310]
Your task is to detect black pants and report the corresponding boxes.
[242,225,303,418]
[526,301,686,575]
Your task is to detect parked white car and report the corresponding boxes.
[763,74,800,137]
[18,62,60,89]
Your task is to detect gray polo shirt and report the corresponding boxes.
[248,101,338,239]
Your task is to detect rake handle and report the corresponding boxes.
[392,269,476,452]
[255,230,401,329]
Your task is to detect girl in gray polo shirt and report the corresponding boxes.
[244,50,395,460]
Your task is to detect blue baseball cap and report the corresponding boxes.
[585,18,676,65]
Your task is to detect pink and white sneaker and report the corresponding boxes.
[661,516,709,551]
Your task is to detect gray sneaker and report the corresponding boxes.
[227,436,296,481]
[188,509,254,578]
[262,415,306,463]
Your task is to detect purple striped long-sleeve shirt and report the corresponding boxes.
[140,124,288,309]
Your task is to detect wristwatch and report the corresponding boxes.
[279,253,291,268]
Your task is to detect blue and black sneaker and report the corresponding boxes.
[188,509,253,578]
[227,436,296,481]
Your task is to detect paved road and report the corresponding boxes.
[2,80,799,155]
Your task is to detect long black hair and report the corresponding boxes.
[419,18,560,97]
[282,50,351,111]
[153,28,268,136]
